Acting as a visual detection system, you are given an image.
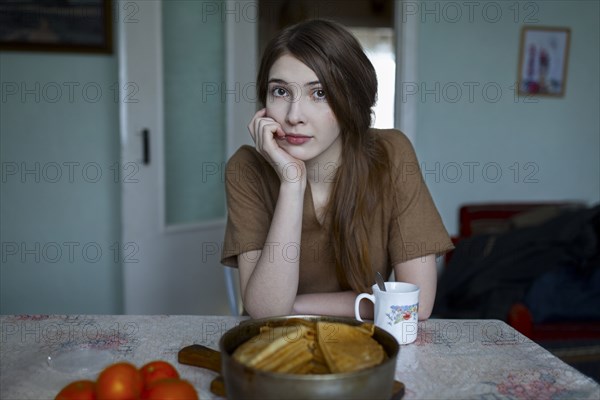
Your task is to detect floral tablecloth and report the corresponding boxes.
[1,315,598,399]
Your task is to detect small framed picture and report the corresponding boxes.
[0,0,113,54]
[517,26,571,97]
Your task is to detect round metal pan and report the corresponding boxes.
[219,315,400,400]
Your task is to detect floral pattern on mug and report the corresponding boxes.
[386,304,418,326]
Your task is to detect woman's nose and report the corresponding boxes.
[285,95,305,125]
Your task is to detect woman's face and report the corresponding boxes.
[266,54,342,165]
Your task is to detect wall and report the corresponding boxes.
[1,0,598,313]
[412,5,599,381]
[0,50,121,313]
[411,0,600,234]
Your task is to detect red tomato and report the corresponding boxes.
[140,360,180,388]
[96,362,143,400]
[141,379,199,400]
[55,380,96,400]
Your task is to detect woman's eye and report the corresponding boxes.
[272,87,288,97]
[314,89,326,100]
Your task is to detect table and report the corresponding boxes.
[1,315,598,399]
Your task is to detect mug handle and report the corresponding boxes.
[354,293,375,321]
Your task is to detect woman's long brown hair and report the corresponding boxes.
[257,19,390,293]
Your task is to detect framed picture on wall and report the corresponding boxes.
[0,0,112,54]
[517,26,571,97]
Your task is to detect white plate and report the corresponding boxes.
[47,347,115,375]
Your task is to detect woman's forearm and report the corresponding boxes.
[292,291,374,319]
[242,182,305,318]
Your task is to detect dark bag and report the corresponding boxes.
[434,205,600,321]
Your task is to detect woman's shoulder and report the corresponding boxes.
[228,145,263,164]
[225,145,276,186]
[227,145,270,172]
[370,128,415,155]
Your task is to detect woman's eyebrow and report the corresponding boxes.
[268,78,321,87]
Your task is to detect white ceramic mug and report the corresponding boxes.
[354,282,420,345]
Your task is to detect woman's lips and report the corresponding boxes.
[283,134,312,145]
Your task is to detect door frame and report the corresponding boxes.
[395,0,419,144]
[222,1,257,314]
[117,0,256,315]
[118,0,256,233]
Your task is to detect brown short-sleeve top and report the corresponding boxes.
[221,129,454,294]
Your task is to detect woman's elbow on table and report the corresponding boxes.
[394,254,437,321]
[243,295,294,319]
[418,305,433,321]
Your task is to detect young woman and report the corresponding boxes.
[221,19,453,320]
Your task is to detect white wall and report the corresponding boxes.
[407,0,599,234]
[0,51,122,313]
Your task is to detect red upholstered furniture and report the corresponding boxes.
[508,303,600,341]
[446,202,572,263]
[457,202,571,237]
[449,202,600,342]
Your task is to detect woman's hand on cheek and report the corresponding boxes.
[248,108,306,186]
